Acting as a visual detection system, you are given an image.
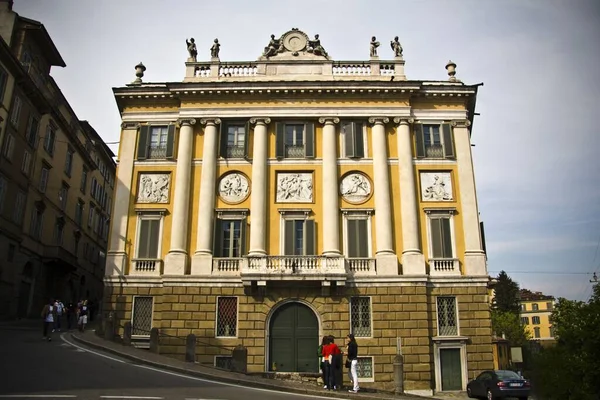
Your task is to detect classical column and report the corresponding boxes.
[319,117,341,256]
[248,117,271,256]
[164,119,196,275]
[393,117,425,275]
[368,117,398,275]
[105,122,139,276]
[453,119,487,276]
[191,118,220,275]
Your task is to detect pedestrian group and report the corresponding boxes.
[318,333,360,393]
[41,298,92,341]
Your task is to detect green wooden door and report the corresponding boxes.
[440,348,463,391]
[269,302,318,372]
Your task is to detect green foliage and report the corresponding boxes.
[490,309,530,346]
[531,284,600,399]
[493,270,521,314]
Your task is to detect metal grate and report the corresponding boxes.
[437,296,458,336]
[216,297,238,337]
[227,145,245,158]
[356,357,373,379]
[215,356,233,370]
[147,145,167,159]
[285,145,305,158]
[350,297,371,337]
[132,296,153,336]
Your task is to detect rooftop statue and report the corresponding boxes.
[391,36,403,57]
[210,38,220,59]
[370,36,380,57]
[186,38,197,61]
[263,34,283,58]
[307,34,328,57]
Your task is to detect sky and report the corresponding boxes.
[12,0,600,301]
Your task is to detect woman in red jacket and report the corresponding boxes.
[322,335,341,390]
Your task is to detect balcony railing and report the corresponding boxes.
[131,258,162,276]
[285,144,305,158]
[147,145,168,159]
[346,258,376,275]
[429,258,460,276]
[425,144,445,159]
[243,255,346,278]
[226,145,246,158]
[213,258,242,274]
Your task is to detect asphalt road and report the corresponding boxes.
[0,326,344,400]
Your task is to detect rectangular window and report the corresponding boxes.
[283,218,315,255]
[532,316,541,325]
[43,124,56,156]
[59,184,69,210]
[521,304,526,311]
[132,296,153,336]
[87,206,95,228]
[3,134,15,161]
[12,192,26,225]
[54,219,64,245]
[136,125,175,160]
[39,167,49,193]
[30,209,44,240]
[342,121,365,158]
[436,296,458,336]
[546,302,553,311]
[0,175,6,214]
[75,200,84,226]
[534,327,540,338]
[25,115,40,147]
[356,357,374,381]
[532,303,539,311]
[219,122,248,158]
[64,148,74,176]
[21,151,32,176]
[521,317,529,325]
[214,219,245,257]
[136,216,161,259]
[216,296,238,337]
[80,168,88,193]
[350,297,372,337]
[0,67,7,102]
[9,96,22,127]
[346,218,370,258]
[429,214,454,258]
[275,122,315,159]
[415,123,455,159]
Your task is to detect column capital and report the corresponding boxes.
[177,118,197,127]
[318,117,340,125]
[451,119,471,128]
[200,118,221,126]
[392,117,415,125]
[249,117,271,125]
[368,117,390,125]
[121,122,141,130]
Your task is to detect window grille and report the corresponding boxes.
[216,297,237,337]
[437,296,458,336]
[215,356,233,370]
[356,357,373,379]
[132,296,153,336]
[350,297,371,337]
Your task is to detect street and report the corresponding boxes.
[0,326,345,400]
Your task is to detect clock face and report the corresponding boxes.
[282,32,308,52]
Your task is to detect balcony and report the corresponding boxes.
[42,245,78,270]
[429,258,460,276]
[226,145,246,158]
[130,258,163,276]
[212,258,243,275]
[147,145,168,159]
[346,258,377,276]
[241,255,347,284]
[284,144,305,158]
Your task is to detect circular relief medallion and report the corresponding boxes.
[340,172,372,204]
[282,31,308,52]
[218,172,250,204]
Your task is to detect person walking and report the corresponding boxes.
[41,299,56,341]
[54,299,64,332]
[66,302,74,330]
[78,300,89,332]
[346,334,360,393]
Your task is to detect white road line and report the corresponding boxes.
[100,397,164,399]
[0,396,77,398]
[60,333,125,363]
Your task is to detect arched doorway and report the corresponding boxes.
[269,302,319,373]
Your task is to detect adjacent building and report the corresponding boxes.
[104,29,492,394]
[0,1,115,318]
[519,289,555,343]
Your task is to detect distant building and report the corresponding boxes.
[0,1,115,318]
[519,289,555,343]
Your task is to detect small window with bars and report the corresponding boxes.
[216,297,238,337]
[215,356,233,370]
[132,296,153,336]
[436,296,458,336]
[356,357,374,381]
[350,297,372,337]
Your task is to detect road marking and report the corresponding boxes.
[60,333,125,363]
[100,397,164,399]
[0,396,77,398]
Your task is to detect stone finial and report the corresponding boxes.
[445,60,459,82]
[133,62,146,84]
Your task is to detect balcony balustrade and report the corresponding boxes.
[428,258,460,276]
[131,258,162,276]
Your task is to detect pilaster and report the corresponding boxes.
[248,117,271,256]
[319,117,341,256]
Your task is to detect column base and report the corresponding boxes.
[376,253,399,275]
[464,251,487,276]
[164,251,189,275]
[191,253,213,275]
[105,251,128,276]
[401,251,426,275]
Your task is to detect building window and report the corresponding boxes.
[415,123,455,159]
[214,219,245,258]
[219,122,248,158]
[546,302,553,311]
[30,209,44,240]
[2,134,15,161]
[549,326,555,337]
[534,327,541,339]
[521,317,529,325]
[216,296,238,337]
[39,167,49,193]
[350,297,372,337]
[343,212,372,258]
[132,296,153,336]
[25,115,40,147]
[532,316,541,325]
[64,148,74,176]
[275,122,315,159]
[136,125,175,160]
[282,218,316,255]
[436,296,458,336]
[87,206,95,228]
[80,168,88,193]
[0,175,6,214]
[21,151,32,176]
[135,214,163,260]
[75,200,84,226]
[54,218,65,245]
[427,210,456,263]
[532,303,539,311]
[0,67,7,102]
[59,184,69,210]
[521,304,526,311]
[74,234,81,256]
[12,192,26,225]
[43,124,56,156]
[356,357,374,381]
[341,121,365,158]
[9,95,22,127]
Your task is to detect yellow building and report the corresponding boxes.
[519,289,555,343]
[105,29,493,394]
[0,2,115,317]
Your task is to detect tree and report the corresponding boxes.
[492,270,520,314]
[490,309,530,346]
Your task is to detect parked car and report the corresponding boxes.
[467,370,530,400]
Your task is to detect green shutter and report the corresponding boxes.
[415,124,425,158]
[357,219,369,257]
[304,122,315,158]
[441,218,453,258]
[343,122,355,158]
[442,123,455,158]
[244,120,251,158]
[354,122,365,158]
[165,124,176,159]
[138,219,150,258]
[148,219,160,258]
[213,219,223,256]
[219,122,228,158]
[137,125,149,160]
[347,219,358,257]
[240,219,247,255]
[284,219,295,255]
[430,218,442,258]
[305,219,315,255]
[275,122,285,159]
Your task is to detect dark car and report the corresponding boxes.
[467,370,530,400]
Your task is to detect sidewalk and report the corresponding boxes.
[70,330,445,400]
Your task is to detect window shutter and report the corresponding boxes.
[304,122,315,158]
[343,122,355,158]
[430,218,443,258]
[415,124,425,158]
[441,218,453,258]
[275,122,285,159]
[213,219,223,256]
[357,219,369,257]
[244,121,251,158]
[165,124,176,159]
[240,219,247,255]
[148,219,160,258]
[138,219,150,258]
[354,122,365,158]
[219,123,228,158]
[480,221,487,255]
[442,123,455,158]
[305,219,316,255]
[347,219,358,257]
[137,126,149,160]
[284,219,295,255]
